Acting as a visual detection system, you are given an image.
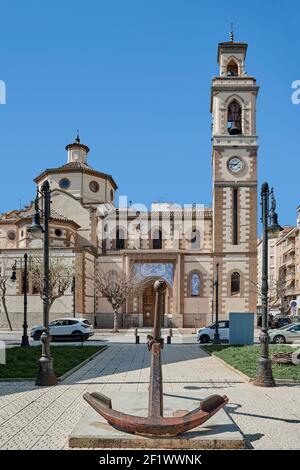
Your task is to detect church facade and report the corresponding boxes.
[0,38,258,329]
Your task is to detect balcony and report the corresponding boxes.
[282,239,295,256]
[285,255,296,267]
[285,270,296,282]
[285,287,297,297]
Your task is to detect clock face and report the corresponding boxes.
[228,157,243,173]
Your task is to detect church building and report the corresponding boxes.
[0,37,258,329]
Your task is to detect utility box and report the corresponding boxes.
[229,312,254,345]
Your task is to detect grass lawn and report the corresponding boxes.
[0,345,105,379]
[202,344,300,381]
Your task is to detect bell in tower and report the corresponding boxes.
[227,100,242,135]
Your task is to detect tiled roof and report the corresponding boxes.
[57,161,94,171]
[0,206,79,227]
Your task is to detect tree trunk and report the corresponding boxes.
[113,309,119,333]
[1,295,12,331]
[271,352,294,364]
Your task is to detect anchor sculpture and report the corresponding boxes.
[83,279,228,437]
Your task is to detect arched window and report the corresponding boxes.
[152,229,162,249]
[227,100,242,135]
[227,59,238,76]
[116,228,125,250]
[190,272,201,297]
[231,272,240,295]
[190,229,201,250]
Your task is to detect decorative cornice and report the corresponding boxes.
[214,181,257,188]
[65,142,90,153]
[34,166,118,190]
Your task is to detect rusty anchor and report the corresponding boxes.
[83,279,229,437]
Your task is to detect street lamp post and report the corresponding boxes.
[211,279,215,323]
[213,262,221,344]
[11,254,30,348]
[71,277,76,318]
[29,180,57,386]
[253,182,281,387]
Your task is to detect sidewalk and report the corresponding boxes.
[0,343,300,450]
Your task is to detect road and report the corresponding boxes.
[0,328,196,348]
[1,327,300,348]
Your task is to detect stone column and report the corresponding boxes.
[173,254,184,327]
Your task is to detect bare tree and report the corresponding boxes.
[248,270,288,313]
[95,266,139,332]
[0,266,13,330]
[31,256,74,311]
[275,269,289,314]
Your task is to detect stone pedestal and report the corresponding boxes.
[69,392,245,449]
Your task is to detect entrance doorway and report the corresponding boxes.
[142,283,165,327]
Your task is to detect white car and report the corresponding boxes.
[31,318,94,342]
[197,321,229,343]
[268,322,300,344]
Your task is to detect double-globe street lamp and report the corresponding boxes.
[253,182,282,387]
[11,254,31,348]
[71,277,76,318]
[28,180,57,386]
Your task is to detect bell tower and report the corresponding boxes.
[211,33,259,315]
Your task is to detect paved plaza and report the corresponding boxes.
[0,341,300,450]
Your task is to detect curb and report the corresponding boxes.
[201,347,250,382]
[0,346,106,383]
[249,377,300,385]
[0,378,35,382]
[58,347,106,382]
[201,347,300,385]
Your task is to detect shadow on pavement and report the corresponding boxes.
[226,402,300,424]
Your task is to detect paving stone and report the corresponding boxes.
[0,343,299,450]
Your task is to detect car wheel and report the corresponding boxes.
[273,335,286,344]
[200,334,210,344]
[33,331,42,341]
[72,330,84,341]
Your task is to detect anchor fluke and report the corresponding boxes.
[83,391,228,436]
[200,394,226,413]
[84,392,112,409]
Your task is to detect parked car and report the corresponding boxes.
[271,315,292,329]
[269,322,300,344]
[31,318,94,341]
[257,313,292,329]
[197,321,229,343]
[257,313,273,327]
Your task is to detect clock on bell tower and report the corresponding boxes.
[211,33,259,315]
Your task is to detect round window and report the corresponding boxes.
[59,178,71,190]
[55,229,63,237]
[7,231,16,241]
[89,181,100,193]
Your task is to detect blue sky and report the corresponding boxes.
[0,0,299,227]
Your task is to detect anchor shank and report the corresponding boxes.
[148,342,163,417]
[148,279,166,418]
